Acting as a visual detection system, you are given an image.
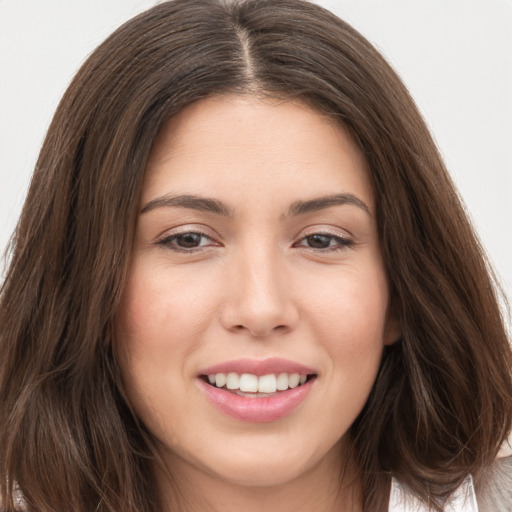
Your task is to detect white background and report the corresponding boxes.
[1,0,511,301]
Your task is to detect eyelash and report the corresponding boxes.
[156,230,354,253]
[156,231,215,253]
[292,233,354,252]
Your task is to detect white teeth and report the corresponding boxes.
[258,374,277,393]
[206,372,311,393]
[239,373,258,392]
[288,373,300,389]
[215,373,226,388]
[276,373,289,391]
[226,372,239,390]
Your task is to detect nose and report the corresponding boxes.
[219,246,299,338]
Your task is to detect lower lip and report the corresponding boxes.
[197,378,314,422]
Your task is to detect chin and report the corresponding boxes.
[174,433,345,489]
[204,457,314,488]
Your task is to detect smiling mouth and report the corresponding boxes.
[200,372,317,397]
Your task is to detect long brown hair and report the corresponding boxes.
[1,1,511,510]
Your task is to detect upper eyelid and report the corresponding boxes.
[155,224,219,242]
[157,231,212,242]
[153,224,353,245]
[294,233,353,248]
[293,224,353,241]
[156,232,351,254]
[155,231,220,253]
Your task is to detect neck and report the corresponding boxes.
[155,443,363,512]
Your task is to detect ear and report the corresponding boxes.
[383,309,402,346]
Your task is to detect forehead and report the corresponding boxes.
[142,95,374,212]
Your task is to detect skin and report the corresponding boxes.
[116,95,400,512]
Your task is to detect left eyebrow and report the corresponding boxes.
[140,194,233,216]
[288,193,371,216]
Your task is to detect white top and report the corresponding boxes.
[389,476,479,512]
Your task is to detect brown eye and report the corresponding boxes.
[175,233,203,248]
[295,233,353,251]
[305,234,333,249]
[157,231,214,252]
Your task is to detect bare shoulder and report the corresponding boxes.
[476,454,512,512]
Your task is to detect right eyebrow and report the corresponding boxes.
[140,194,233,216]
[287,193,371,217]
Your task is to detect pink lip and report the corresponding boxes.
[197,377,315,422]
[198,357,316,377]
[197,358,317,423]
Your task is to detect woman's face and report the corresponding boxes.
[117,95,398,490]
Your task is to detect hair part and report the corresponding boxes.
[1,1,511,511]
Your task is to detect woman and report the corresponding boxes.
[1,0,511,511]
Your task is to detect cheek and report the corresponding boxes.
[117,260,218,354]
[114,263,209,433]
[309,266,389,344]
[114,263,213,422]
[304,264,389,390]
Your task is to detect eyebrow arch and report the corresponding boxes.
[141,194,233,216]
[288,194,371,216]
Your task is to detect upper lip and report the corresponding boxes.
[198,357,317,377]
